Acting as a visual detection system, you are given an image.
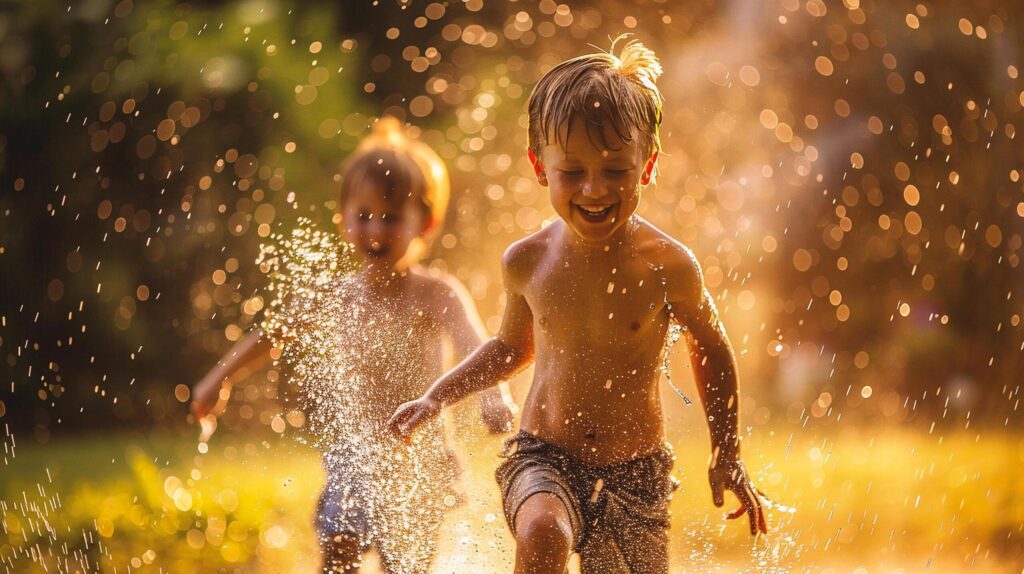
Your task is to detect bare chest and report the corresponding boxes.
[525,256,669,347]
[333,291,444,369]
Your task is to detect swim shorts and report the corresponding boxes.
[314,435,460,573]
[495,431,677,573]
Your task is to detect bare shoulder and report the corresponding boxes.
[408,266,474,309]
[501,224,556,288]
[632,218,703,302]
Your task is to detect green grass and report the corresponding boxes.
[2,423,1022,572]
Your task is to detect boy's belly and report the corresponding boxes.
[518,370,666,466]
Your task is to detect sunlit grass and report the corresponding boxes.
[666,421,1024,572]
[2,422,1021,572]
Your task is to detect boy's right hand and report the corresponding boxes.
[388,396,441,441]
[190,376,223,420]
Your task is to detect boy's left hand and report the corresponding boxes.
[388,396,442,441]
[479,391,514,434]
[709,458,768,536]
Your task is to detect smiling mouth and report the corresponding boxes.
[575,203,616,222]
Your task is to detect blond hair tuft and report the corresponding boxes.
[528,35,664,157]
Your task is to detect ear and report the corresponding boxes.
[528,148,549,187]
[422,212,436,235]
[640,150,659,186]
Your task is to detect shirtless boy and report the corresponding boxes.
[191,118,512,573]
[389,39,767,572]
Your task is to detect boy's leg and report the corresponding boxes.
[316,461,370,574]
[375,504,443,574]
[496,433,585,574]
[513,492,574,574]
[321,533,363,573]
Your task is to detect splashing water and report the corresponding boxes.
[660,298,693,407]
[254,219,457,573]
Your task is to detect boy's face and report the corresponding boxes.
[339,181,430,271]
[532,119,657,243]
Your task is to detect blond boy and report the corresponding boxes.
[390,40,767,573]
[192,118,512,573]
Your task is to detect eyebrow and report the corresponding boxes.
[554,152,637,163]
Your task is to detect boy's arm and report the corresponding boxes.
[389,252,534,438]
[438,277,515,433]
[191,329,274,418]
[669,246,767,536]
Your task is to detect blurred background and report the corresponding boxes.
[1,0,1022,571]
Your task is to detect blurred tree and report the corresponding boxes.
[1,0,370,435]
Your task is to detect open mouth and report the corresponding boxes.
[574,202,617,223]
[365,244,390,258]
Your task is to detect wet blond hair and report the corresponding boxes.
[339,117,450,245]
[528,36,663,158]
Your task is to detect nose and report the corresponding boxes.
[577,171,598,196]
[363,219,387,243]
[580,175,606,199]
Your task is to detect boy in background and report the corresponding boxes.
[192,117,513,573]
[391,39,767,573]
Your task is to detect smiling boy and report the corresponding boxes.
[390,39,767,573]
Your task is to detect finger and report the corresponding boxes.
[734,484,758,536]
[402,408,429,434]
[743,483,766,536]
[726,505,747,520]
[387,406,411,435]
[710,478,725,507]
[752,487,768,534]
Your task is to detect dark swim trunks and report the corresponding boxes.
[495,431,678,573]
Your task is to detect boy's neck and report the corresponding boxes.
[359,263,413,294]
[558,215,635,256]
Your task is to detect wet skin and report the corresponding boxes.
[193,183,511,431]
[391,119,768,536]
[511,217,681,465]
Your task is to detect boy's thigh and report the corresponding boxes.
[315,475,372,549]
[497,456,584,547]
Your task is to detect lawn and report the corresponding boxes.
[2,418,1022,572]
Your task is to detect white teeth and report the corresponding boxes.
[579,205,611,214]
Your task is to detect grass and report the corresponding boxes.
[1,418,1022,573]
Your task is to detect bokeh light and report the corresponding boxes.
[1,0,1022,571]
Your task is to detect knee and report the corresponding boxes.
[514,494,573,553]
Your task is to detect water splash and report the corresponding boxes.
[255,218,455,573]
[660,295,692,407]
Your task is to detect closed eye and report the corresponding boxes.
[558,169,584,176]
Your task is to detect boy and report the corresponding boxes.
[389,39,767,573]
[191,117,513,573]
